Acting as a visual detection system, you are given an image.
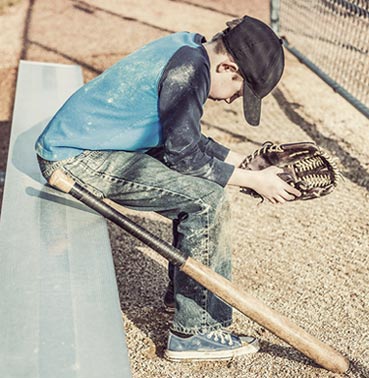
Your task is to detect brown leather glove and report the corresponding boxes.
[239,141,341,201]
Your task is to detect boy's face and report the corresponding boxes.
[208,62,243,104]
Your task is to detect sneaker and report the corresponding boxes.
[163,282,175,313]
[164,329,260,361]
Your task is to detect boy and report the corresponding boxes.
[35,16,300,361]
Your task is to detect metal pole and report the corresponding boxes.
[270,0,281,33]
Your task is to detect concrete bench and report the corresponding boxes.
[0,60,131,378]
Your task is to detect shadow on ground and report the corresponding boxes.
[273,88,369,192]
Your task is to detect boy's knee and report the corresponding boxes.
[199,182,230,214]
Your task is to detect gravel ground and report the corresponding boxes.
[1,1,368,377]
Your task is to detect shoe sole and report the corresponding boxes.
[164,338,260,362]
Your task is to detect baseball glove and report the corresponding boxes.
[239,141,340,201]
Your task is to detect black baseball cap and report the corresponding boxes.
[222,16,285,126]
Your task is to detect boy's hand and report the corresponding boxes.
[228,166,301,204]
[249,166,301,204]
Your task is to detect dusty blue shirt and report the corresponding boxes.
[35,32,234,186]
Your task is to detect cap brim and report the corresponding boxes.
[243,82,261,126]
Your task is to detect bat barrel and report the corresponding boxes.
[182,258,350,373]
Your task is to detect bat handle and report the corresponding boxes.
[49,169,75,193]
[48,169,187,268]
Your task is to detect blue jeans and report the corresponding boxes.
[38,150,233,334]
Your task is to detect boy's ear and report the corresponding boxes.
[216,60,239,73]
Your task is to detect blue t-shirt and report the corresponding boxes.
[35,32,234,186]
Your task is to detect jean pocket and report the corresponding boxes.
[64,150,112,172]
[37,154,78,181]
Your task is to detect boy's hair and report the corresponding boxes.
[210,18,244,56]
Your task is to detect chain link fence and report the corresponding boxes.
[271,0,369,119]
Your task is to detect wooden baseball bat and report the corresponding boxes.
[49,169,349,374]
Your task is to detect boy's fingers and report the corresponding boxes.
[269,166,283,174]
[288,184,302,197]
[281,189,298,201]
[269,166,302,197]
[280,194,293,202]
[275,195,286,204]
[283,181,302,198]
[290,187,302,198]
[270,166,302,198]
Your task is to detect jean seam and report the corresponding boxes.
[202,207,210,327]
[95,170,212,210]
[64,152,108,173]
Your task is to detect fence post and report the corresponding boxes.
[270,0,281,33]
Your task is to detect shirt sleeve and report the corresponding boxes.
[158,45,234,187]
[199,135,230,161]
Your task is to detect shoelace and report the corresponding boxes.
[206,330,234,346]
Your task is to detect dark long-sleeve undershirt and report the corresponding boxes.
[158,43,235,187]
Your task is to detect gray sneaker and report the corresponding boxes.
[164,329,259,361]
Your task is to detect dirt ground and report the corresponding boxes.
[0,1,368,377]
